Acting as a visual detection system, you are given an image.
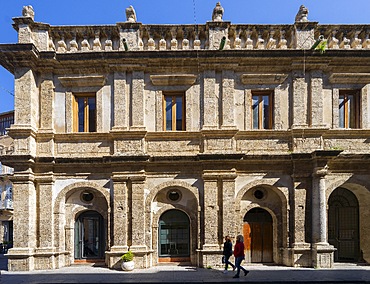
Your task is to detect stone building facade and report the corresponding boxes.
[0,3,369,271]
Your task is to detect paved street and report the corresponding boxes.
[1,255,370,284]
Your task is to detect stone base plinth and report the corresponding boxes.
[197,248,223,269]
[312,243,336,268]
[7,247,35,271]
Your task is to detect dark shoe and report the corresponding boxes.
[244,270,249,276]
[232,275,239,278]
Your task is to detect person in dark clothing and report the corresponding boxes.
[222,236,235,273]
[233,234,249,278]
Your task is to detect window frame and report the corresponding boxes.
[339,90,360,129]
[72,93,97,133]
[251,91,273,130]
[162,92,186,131]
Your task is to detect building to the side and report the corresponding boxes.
[0,111,14,254]
[0,3,369,271]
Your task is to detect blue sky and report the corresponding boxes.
[1,0,370,113]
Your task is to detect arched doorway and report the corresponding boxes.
[243,208,273,263]
[74,210,104,260]
[158,209,190,262]
[328,187,359,262]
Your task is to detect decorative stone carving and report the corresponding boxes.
[351,37,362,49]
[234,37,241,49]
[81,39,90,51]
[57,39,67,52]
[70,39,78,52]
[194,39,201,50]
[182,39,189,50]
[159,39,166,50]
[125,5,137,23]
[93,34,102,51]
[256,37,265,49]
[277,38,287,49]
[245,36,253,49]
[339,37,350,49]
[105,40,113,51]
[362,39,370,49]
[295,5,309,22]
[328,37,339,49]
[22,5,35,20]
[148,38,155,50]
[267,38,276,49]
[212,2,224,22]
[170,38,178,50]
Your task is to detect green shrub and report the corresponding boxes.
[121,251,134,262]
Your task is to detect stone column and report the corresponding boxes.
[312,167,328,244]
[292,71,308,128]
[130,175,147,250]
[34,175,55,270]
[311,166,335,268]
[39,74,55,130]
[221,172,236,237]
[202,172,220,250]
[290,173,311,267]
[38,74,55,157]
[7,173,37,271]
[131,71,145,130]
[14,67,38,131]
[107,174,129,269]
[112,72,128,130]
[221,70,236,130]
[129,175,148,269]
[202,70,218,129]
[111,174,129,249]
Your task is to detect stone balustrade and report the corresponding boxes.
[11,3,370,52]
[13,21,370,53]
[316,25,370,50]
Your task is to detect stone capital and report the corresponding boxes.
[313,166,328,178]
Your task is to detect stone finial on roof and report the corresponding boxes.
[212,2,224,22]
[126,5,137,22]
[22,5,35,21]
[295,5,309,22]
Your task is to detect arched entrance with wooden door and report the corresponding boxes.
[158,209,190,262]
[243,208,273,263]
[328,187,360,262]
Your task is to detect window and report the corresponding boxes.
[339,90,360,128]
[163,93,185,131]
[0,111,14,136]
[73,93,96,132]
[252,92,273,129]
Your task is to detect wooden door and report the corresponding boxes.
[243,208,273,263]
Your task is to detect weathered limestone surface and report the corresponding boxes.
[1,4,370,272]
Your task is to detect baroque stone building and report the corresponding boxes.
[0,3,369,271]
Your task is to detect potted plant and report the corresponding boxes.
[121,250,135,271]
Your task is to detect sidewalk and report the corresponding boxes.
[1,255,370,284]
